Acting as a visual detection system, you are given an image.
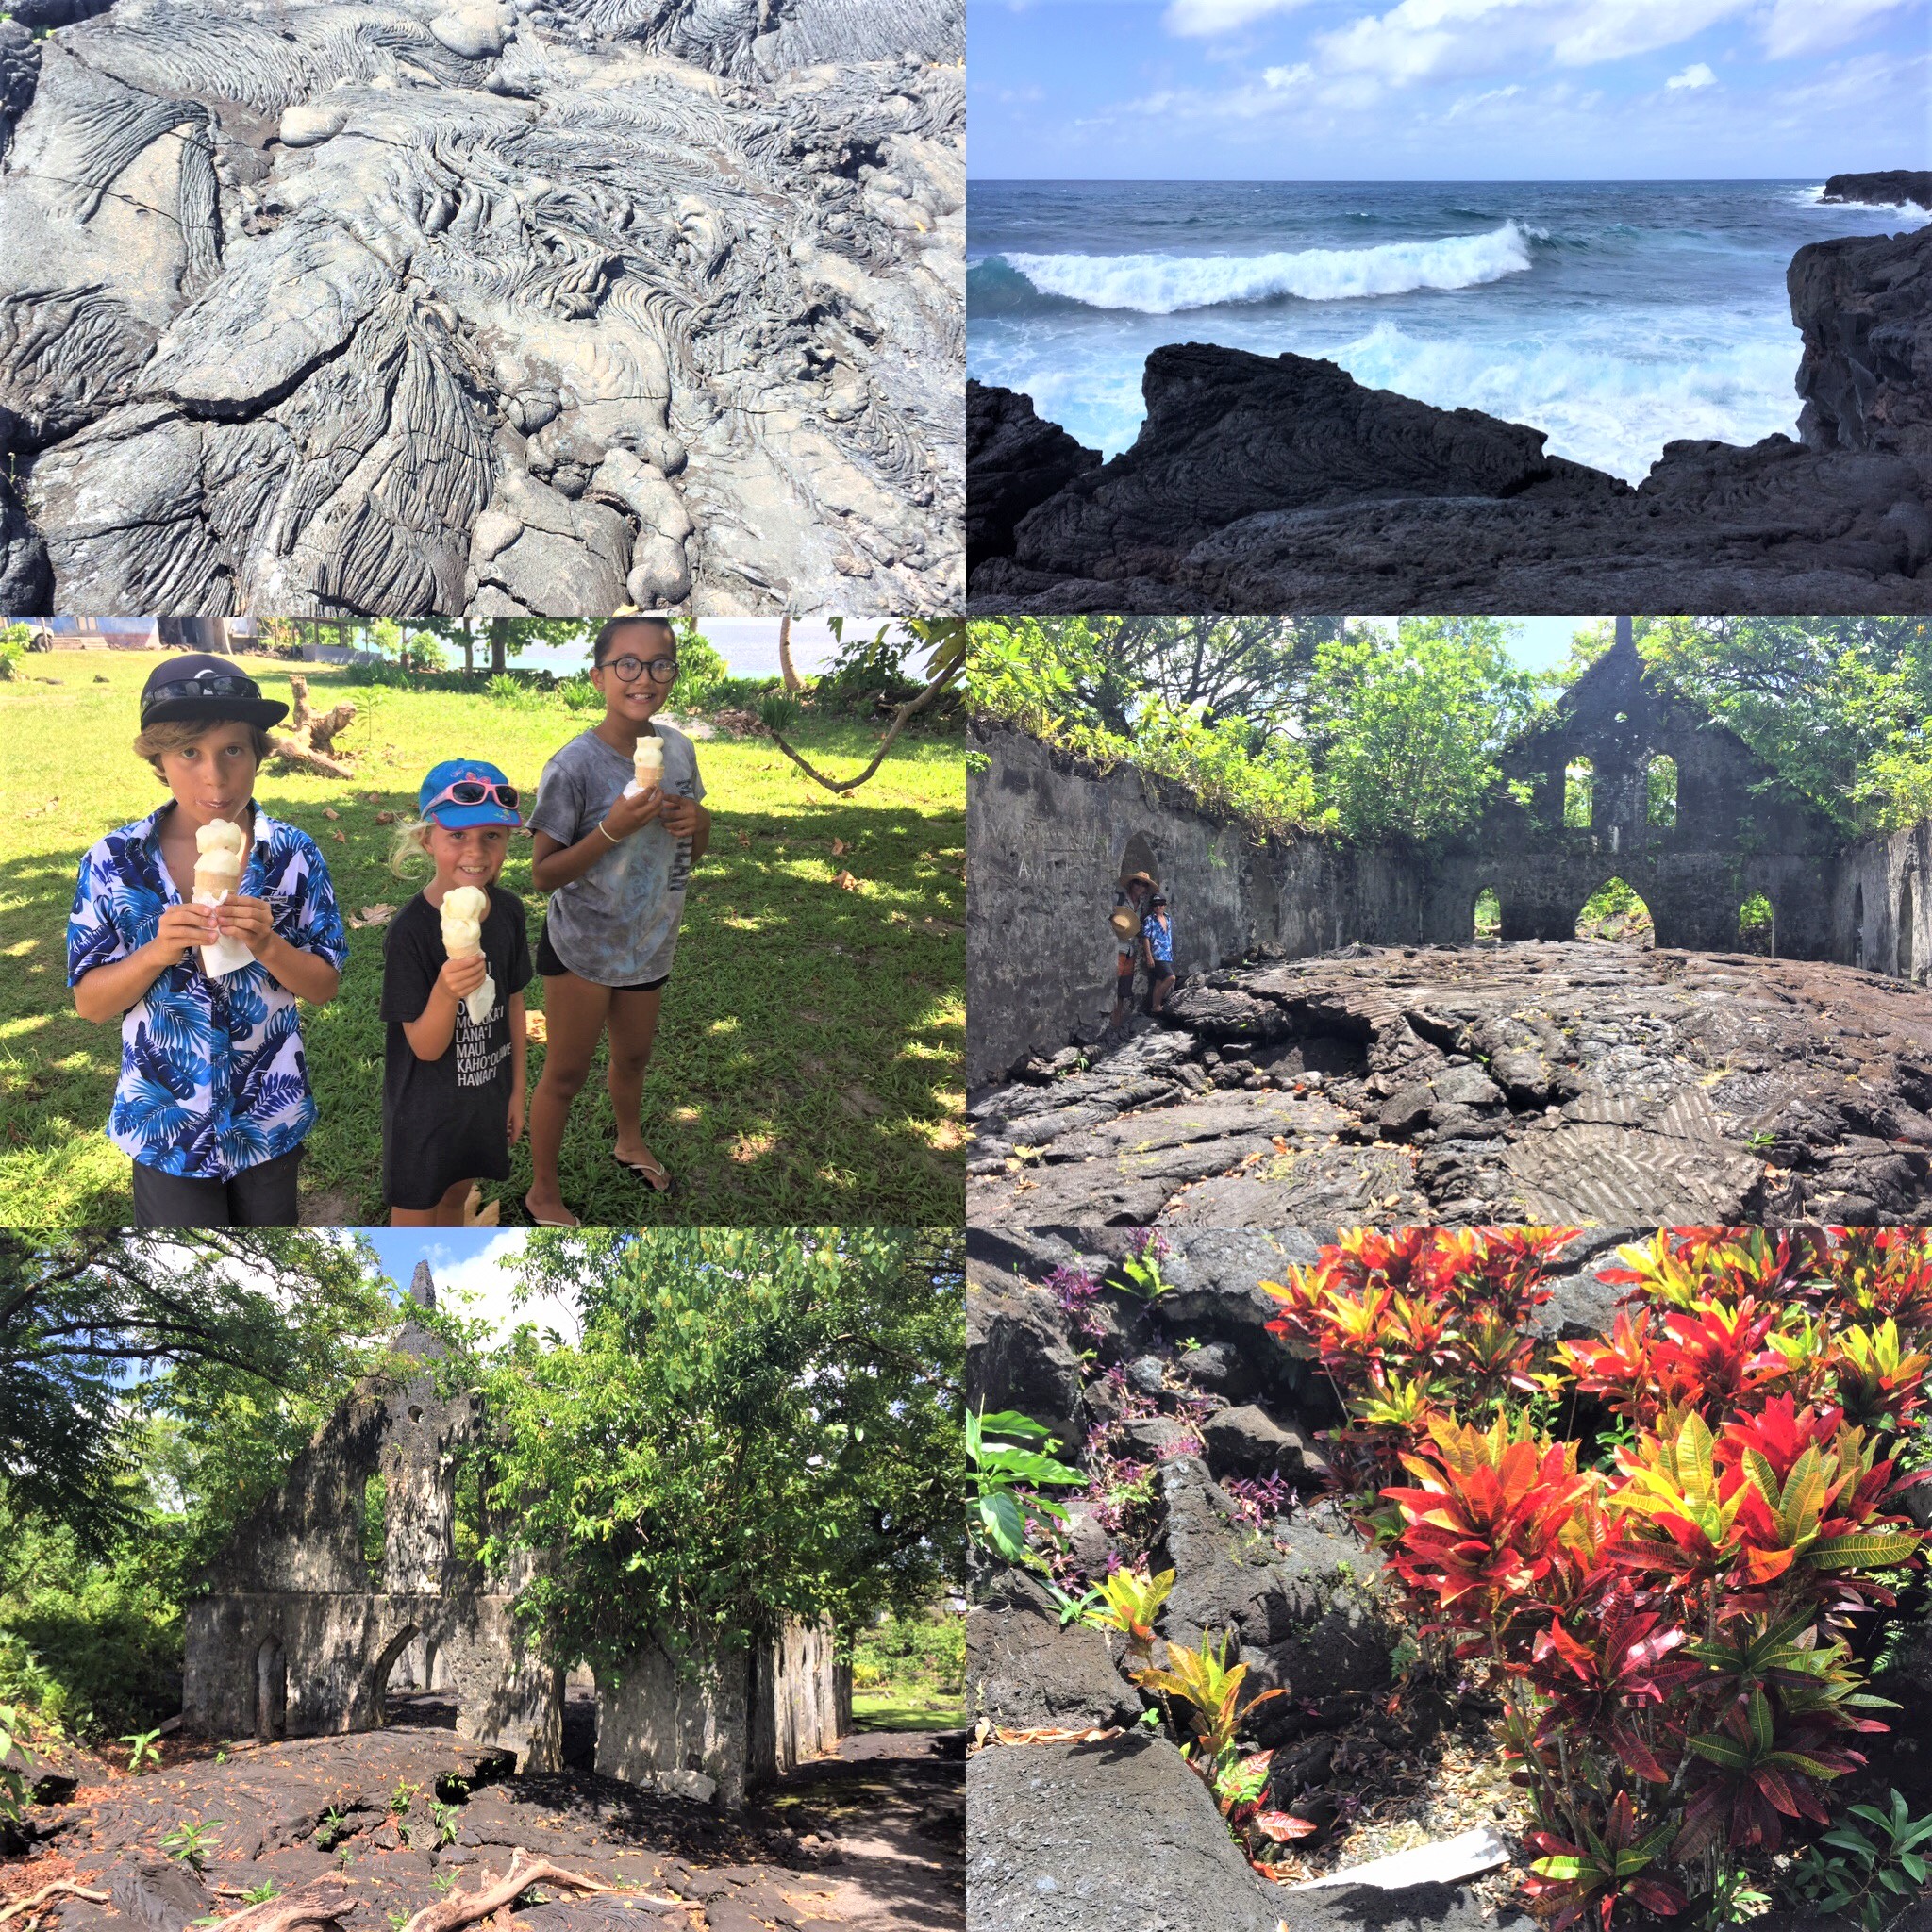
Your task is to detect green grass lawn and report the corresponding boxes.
[852,1681,967,1730]
[0,653,964,1226]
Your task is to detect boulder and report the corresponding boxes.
[1200,1404,1309,1480]
[967,1732,1284,1932]
[1158,1461,1392,1733]
[967,1265,1087,1449]
[967,1573,1141,1734]
[1790,223,1932,465]
[966,379,1102,571]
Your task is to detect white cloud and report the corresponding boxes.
[1761,0,1913,58]
[1262,59,1314,85]
[1165,0,1313,36]
[1666,60,1718,86]
[414,1231,582,1347]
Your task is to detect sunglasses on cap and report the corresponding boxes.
[143,673,263,708]
[601,653,679,685]
[423,777,522,813]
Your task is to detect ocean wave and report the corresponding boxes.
[991,221,1541,315]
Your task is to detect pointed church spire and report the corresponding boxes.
[409,1260,437,1309]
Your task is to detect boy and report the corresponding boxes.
[68,656,346,1225]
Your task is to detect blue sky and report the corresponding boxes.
[360,1228,577,1342]
[971,0,1932,178]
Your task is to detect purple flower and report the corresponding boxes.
[1128,1229,1172,1263]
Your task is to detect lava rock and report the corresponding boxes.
[1822,171,1932,210]
[967,379,1102,571]
[966,1573,1141,1735]
[967,1732,1284,1932]
[966,1266,1088,1447]
[1200,1404,1308,1479]
[110,1860,212,1932]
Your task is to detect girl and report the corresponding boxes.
[1142,892,1176,1014]
[524,614,709,1226]
[68,655,346,1227]
[380,760,533,1227]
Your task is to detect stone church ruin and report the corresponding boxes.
[969,619,1928,1087]
[183,1265,846,1806]
[967,621,1932,1226]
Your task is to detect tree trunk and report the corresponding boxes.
[462,622,475,676]
[778,615,800,691]
[490,620,509,676]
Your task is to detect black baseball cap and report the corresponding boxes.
[139,655,289,729]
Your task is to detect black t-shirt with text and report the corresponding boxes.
[380,887,533,1209]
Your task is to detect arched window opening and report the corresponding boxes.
[1563,757,1593,830]
[1738,894,1774,958]
[1576,877,1653,947]
[1473,887,1501,940]
[1646,755,1676,830]
[1853,882,1866,970]
[1901,877,1916,981]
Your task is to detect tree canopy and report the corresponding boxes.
[469,1227,964,1672]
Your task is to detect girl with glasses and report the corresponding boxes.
[521,614,710,1224]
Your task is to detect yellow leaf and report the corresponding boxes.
[832,870,859,891]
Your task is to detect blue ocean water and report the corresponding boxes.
[967,181,1929,482]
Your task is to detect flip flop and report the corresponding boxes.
[613,1150,675,1193]
[523,1193,579,1227]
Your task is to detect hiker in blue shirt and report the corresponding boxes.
[1142,893,1176,1013]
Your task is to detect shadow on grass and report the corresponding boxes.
[0,785,964,1226]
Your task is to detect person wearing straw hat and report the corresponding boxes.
[1109,870,1156,1029]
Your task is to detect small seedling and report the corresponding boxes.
[431,1797,462,1845]
[214,1750,227,1766]
[391,1777,418,1814]
[121,1727,165,1774]
[160,1820,223,1870]
[387,1911,410,1929]
[316,1805,348,1849]
[240,1883,278,1905]
[431,1874,458,1896]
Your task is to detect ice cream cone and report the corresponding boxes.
[625,735,665,799]
[440,884,496,1025]
[192,818,252,976]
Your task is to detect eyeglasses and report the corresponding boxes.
[601,655,679,685]
[423,777,521,815]
[143,674,263,708]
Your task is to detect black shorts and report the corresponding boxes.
[131,1143,303,1228]
[536,918,669,993]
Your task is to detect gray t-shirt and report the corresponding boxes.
[527,725,706,986]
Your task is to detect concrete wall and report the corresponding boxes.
[967,721,1424,1085]
[183,1591,562,1768]
[1836,820,1932,982]
[596,1618,844,1807]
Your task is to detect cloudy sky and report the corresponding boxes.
[971,0,1932,177]
[362,1228,579,1346]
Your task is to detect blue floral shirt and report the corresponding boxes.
[1145,913,1174,966]
[67,802,347,1179]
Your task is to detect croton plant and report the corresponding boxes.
[1256,1226,1932,1928]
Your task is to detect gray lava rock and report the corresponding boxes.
[967,1265,1088,1448]
[110,1860,212,1932]
[1200,1404,1308,1479]
[1823,171,1932,211]
[967,378,1102,571]
[967,1573,1141,1735]
[1174,1340,1259,1404]
[2,0,963,615]
[967,1732,1283,1932]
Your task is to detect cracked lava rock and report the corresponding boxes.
[0,0,963,616]
[9,1713,962,1932]
[966,941,1932,1230]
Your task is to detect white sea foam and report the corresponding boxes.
[1001,221,1539,314]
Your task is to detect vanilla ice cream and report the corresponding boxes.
[439,884,496,1025]
[192,818,253,976]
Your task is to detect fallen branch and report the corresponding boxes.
[0,1883,111,1925]
[398,1851,660,1932]
[203,1874,351,1932]
[765,654,962,796]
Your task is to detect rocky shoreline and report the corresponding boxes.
[1824,170,1932,210]
[966,222,1932,613]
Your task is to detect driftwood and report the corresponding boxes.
[267,677,358,778]
[397,1851,680,1932]
[204,1874,352,1932]
[0,1883,111,1926]
[766,649,963,796]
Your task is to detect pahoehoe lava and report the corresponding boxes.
[967,942,1932,1229]
[0,0,963,615]
[965,217,1932,614]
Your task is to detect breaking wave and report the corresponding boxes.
[988,221,1541,314]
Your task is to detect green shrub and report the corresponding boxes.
[852,1612,964,1693]
[0,622,27,681]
